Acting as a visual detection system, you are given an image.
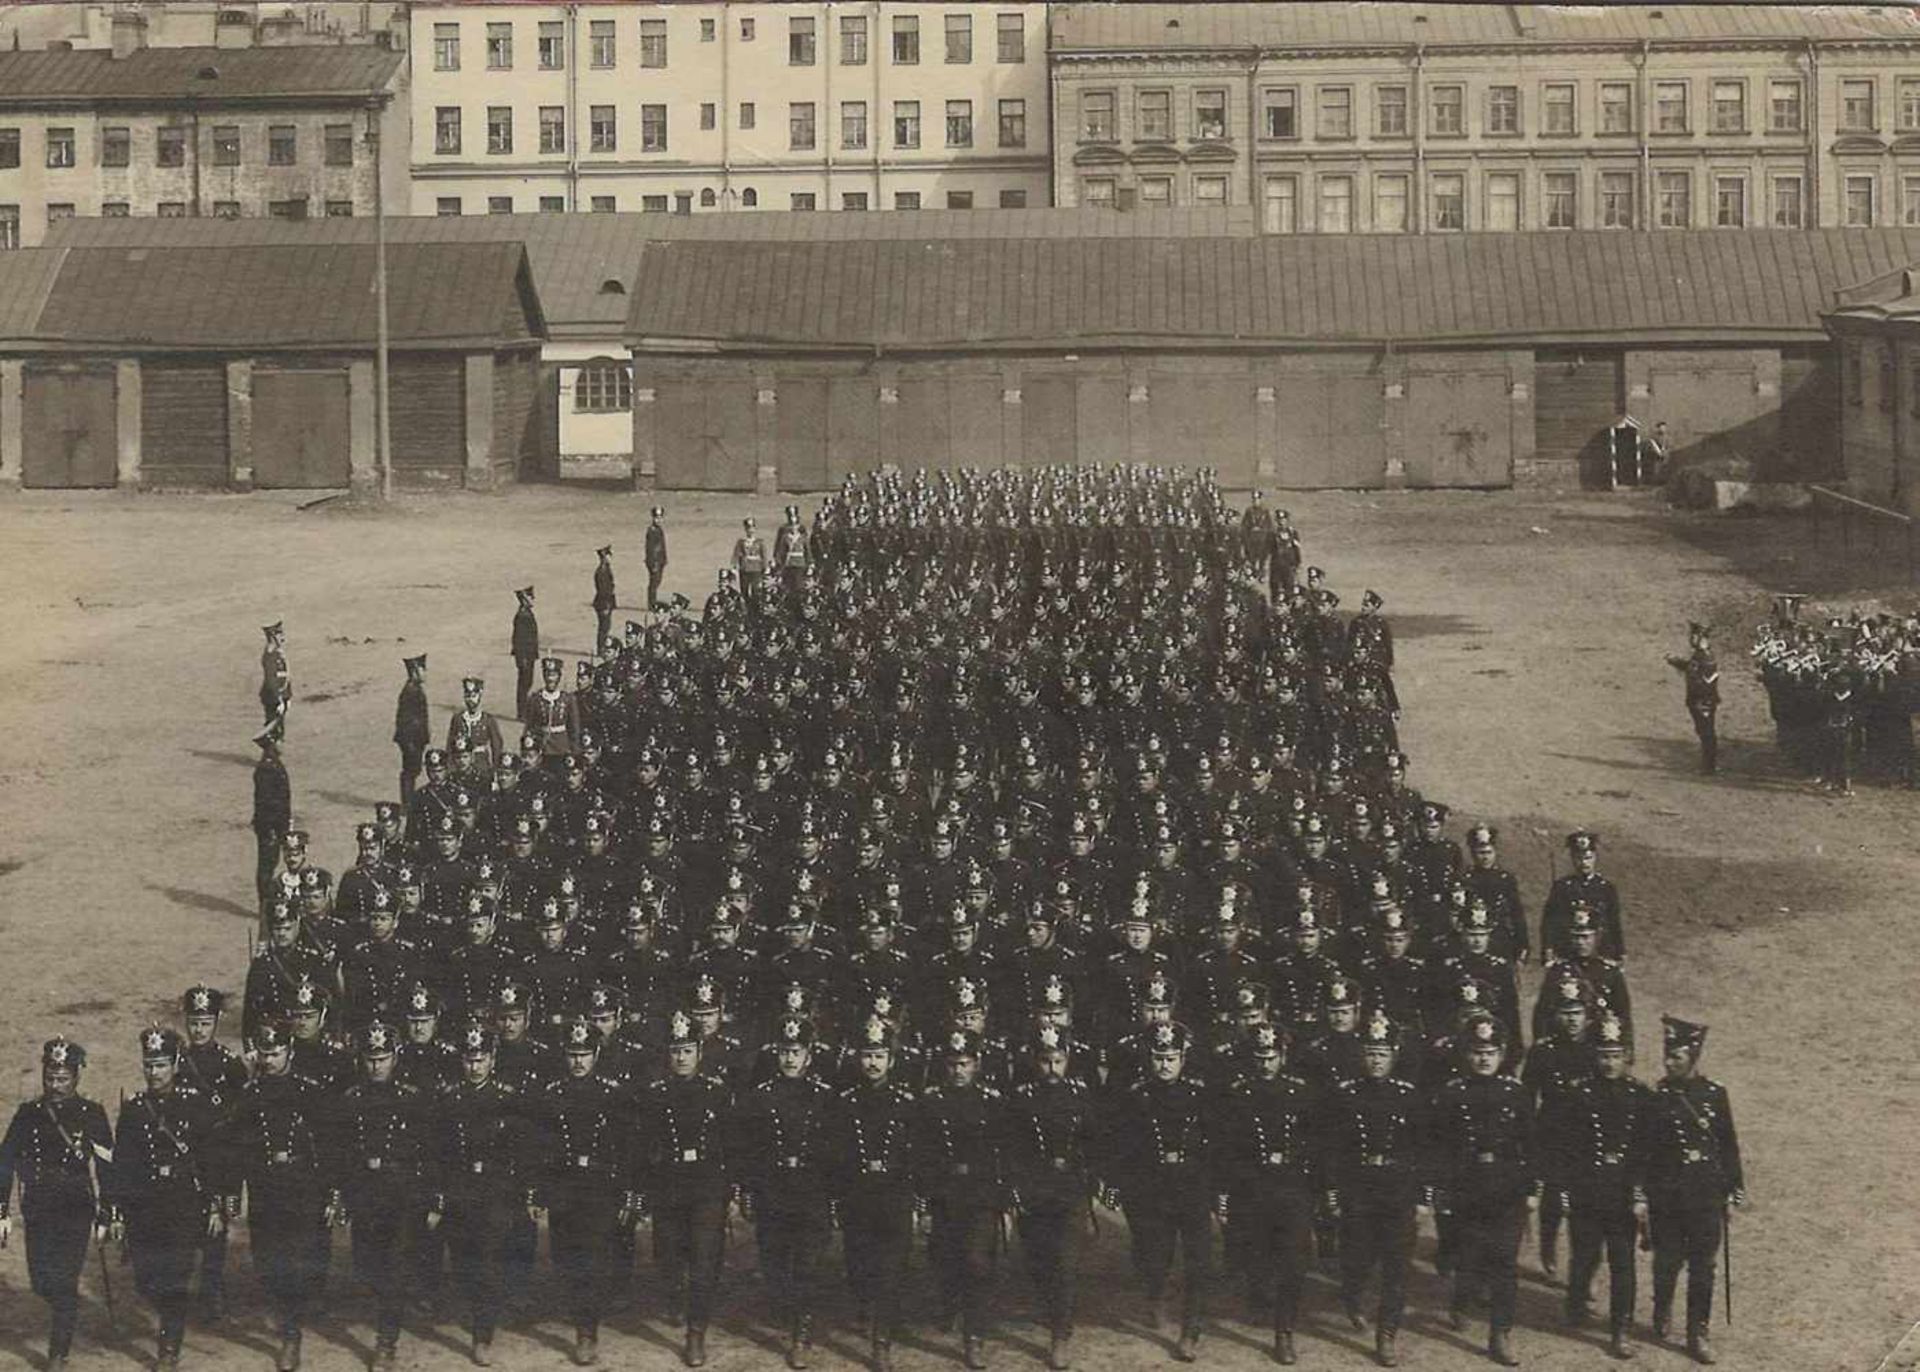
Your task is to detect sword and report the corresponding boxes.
[1722,1204,1732,1327]
[97,1234,118,1335]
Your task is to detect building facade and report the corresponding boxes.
[1826,271,1920,514]
[1050,3,1920,234]
[0,30,407,249]
[406,1,1051,217]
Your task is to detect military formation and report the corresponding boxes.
[3,467,1747,1372]
[1750,594,1920,792]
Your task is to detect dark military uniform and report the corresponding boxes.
[532,1034,634,1354]
[1004,1041,1096,1357]
[637,1034,733,1355]
[177,991,249,1320]
[914,1035,1007,1358]
[512,589,541,721]
[1645,1018,1744,1358]
[826,1026,918,1364]
[645,512,670,611]
[594,549,618,657]
[253,733,292,912]
[395,657,432,805]
[1670,631,1722,774]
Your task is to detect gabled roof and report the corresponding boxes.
[0,44,402,105]
[0,248,67,344]
[1051,3,1920,53]
[43,208,1258,332]
[25,242,542,351]
[622,229,1920,353]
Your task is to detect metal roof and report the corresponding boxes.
[0,248,67,343]
[25,242,541,351]
[1051,3,1920,52]
[0,44,402,104]
[42,208,1259,330]
[621,229,1920,352]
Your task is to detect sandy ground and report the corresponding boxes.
[0,483,1915,1372]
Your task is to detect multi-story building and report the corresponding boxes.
[0,3,405,53]
[1050,3,1920,233]
[0,21,407,248]
[406,1,1050,217]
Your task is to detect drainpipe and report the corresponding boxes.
[823,2,833,208]
[872,0,882,204]
[566,3,579,211]
[1410,44,1424,233]
[1806,39,1820,225]
[190,109,202,215]
[1247,47,1259,227]
[1637,39,1650,231]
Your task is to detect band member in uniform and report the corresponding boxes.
[511,587,541,721]
[394,654,431,806]
[0,1037,114,1370]
[1668,624,1722,775]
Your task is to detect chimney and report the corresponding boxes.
[1509,4,1538,38]
[108,13,147,60]
[215,10,256,49]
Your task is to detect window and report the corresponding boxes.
[1082,91,1115,141]
[1486,171,1520,230]
[102,201,130,218]
[843,191,869,210]
[1714,175,1746,228]
[1710,80,1746,133]
[892,15,919,64]
[577,363,633,414]
[894,101,920,148]
[46,127,75,168]
[211,125,239,166]
[842,15,868,64]
[701,18,715,42]
[538,20,564,69]
[325,200,353,218]
[539,195,565,213]
[591,106,617,153]
[487,107,513,154]
[1431,84,1464,136]
[1263,175,1298,233]
[893,191,919,209]
[790,16,815,65]
[435,107,461,155]
[268,124,296,166]
[998,99,1026,148]
[1081,178,1115,208]
[701,103,716,131]
[157,126,187,167]
[998,13,1025,63]
[436,196,462,217]
[590,19,615,68]
[1902,78,1920,131]
[486,23,512,69]
[946,100,972,148]
[740,104,755,131]
[790,102,816,150]
[641,105,667,152]
[1543,83,1576,134]
[1139,175,1173,206]
[46,203,76,222]
[581,195,612,214]
[1841,79,1876,131]
[433,21,460,71]
[0,130,16,169]
[1769,80,1803,132]
[1000,188,1027,208]
[1656,169,1691,227]
[1374,173,1408,232]
[1193,174,1227,206]
[1846,173,1876,226]
[1318,86,1352,138]
[1488,85,1519,135]
[1544,171,1577,228]
[1194,90,1228,140]
[102,126,130,167]
[540,106,565,154]
[843,101,868,150]
[1376,85,1408,136]
[740,17,754,41]
[1318,175,1353,231]
[700,189,715,207]
[324,123,352,166]
[945,13,971,63]
[674,192,693,213]
[1137,90,1172,141]
[267,199,306,220]
[1601,171,1634,228]
[640,19,666,68]
[642,194,668,213]
[156,201,188,219]
[1600,82,1633,133]
[791,192,816,211]
[947,190,974,209]
[488,195,513,215]
[1654,82,1688,133]
[1772,175,1803,227]
[1900,175,1920,226]
[0,205,16,249]
[1264,88,1299,139]
[1431,172,1465,230]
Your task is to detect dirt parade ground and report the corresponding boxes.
[0,482,1915,1372]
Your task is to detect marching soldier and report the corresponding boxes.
[1004,1024,1097,1370]
[1522,982,1597,1283]
[827,1014,919,1372]
[1668,623,1722,775]
[645,507,670,611]
[325,1021,430,1369]
[1542,831,1625,966]
[734,1016,837,1369]
[511,587,541,721]
[261,620,291,725]
[394,654,431,806]
[253,721,292,914]
[1430,1016,1535,1367]
[178,987,249,1321]
[0,1037,114,1370]
[110,1028,226,1372]
[1645,1016,1745,1365]
[734,518,770,616]
[593,546,618,657]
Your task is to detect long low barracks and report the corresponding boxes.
[4,211,1919,496]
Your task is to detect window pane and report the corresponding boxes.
[998,14,1025,64]
[1655,82,1688,132]
[1431,85,1463,135]
[1138,91,1171,141]
[998,99,1026,148]
[1263,176,1297,234]
[488,106,513,154]
[1377,86,1407,136]
[268,124,296,166]
[1772,177,1802,228]
[435,107,461,155]
[1544,172,1576,228]
[894,101,920,148]
[946,100,972,148]
[892,15,919,64]
[1000,189,1027,208]
[1543,84,1574,134]
[0,130,19,170]
[1486,173,1520,230]
[433,22,460,72]
[1600,83,1633,133]
[47,127,76,168]
[539,20,565,69]
[790,102,816,150]
[102,126,129,167]
[640,19,667,68]
[1431,173,1464,230]
[1082,91,1114,141]
[1374,174,1408,232]
[211,125,240,166]
[642,105,667,152]
[590,19,615,68]
[325,123,353,167]
[945,13,971,63]
[1769,81,1803,132]
[1488,86,1519,135]
[843,102,868,150]
[1195,90,1227,140]
[790,17,816,66]
[1715,176,1746,227]
[1601,171,1634,228]
[1318,87,1351,138]
[487,24,511,69]
[1319,176,1352,232]
[1657,171,1691,228]
[540,106,565,154]
[1264,89,1298,139]
[841,16,868,65]
[1711,81,1745,133]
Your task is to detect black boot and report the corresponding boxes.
[871,1336,894,1372]
[1047,1332,1072,1370]
[1490,1327,1519,1366]
[1687,1325,1716,1365]
[1609,1319,1636,1360]
[276,1329,303,1372]
[786,1318,812,1371]
[683,1328,707,1368]
[1375,1329,1399,1368]
[1273,1329,1296,1365]
[1173,1323,1201,1363]
[963,1335,987,1370]
[574,1322,599,1367]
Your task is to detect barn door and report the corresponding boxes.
[775,377,829,491]
[252,370,350,488]
[22,366,118,488]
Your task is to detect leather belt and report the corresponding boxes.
[156,1164,173,1178]
[573,1156,594,1169]
[863,1160,889,1174]
[679,1149,702,1163]
[1360,1154,1393,1168]
[1681,1148,1707,1164]
[1263,1152,1293,1167]
[1159,1151,1185,1165]
[1598,1153,1623,1166]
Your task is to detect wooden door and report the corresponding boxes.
[252,369,350,488]
[22,366,117,488]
